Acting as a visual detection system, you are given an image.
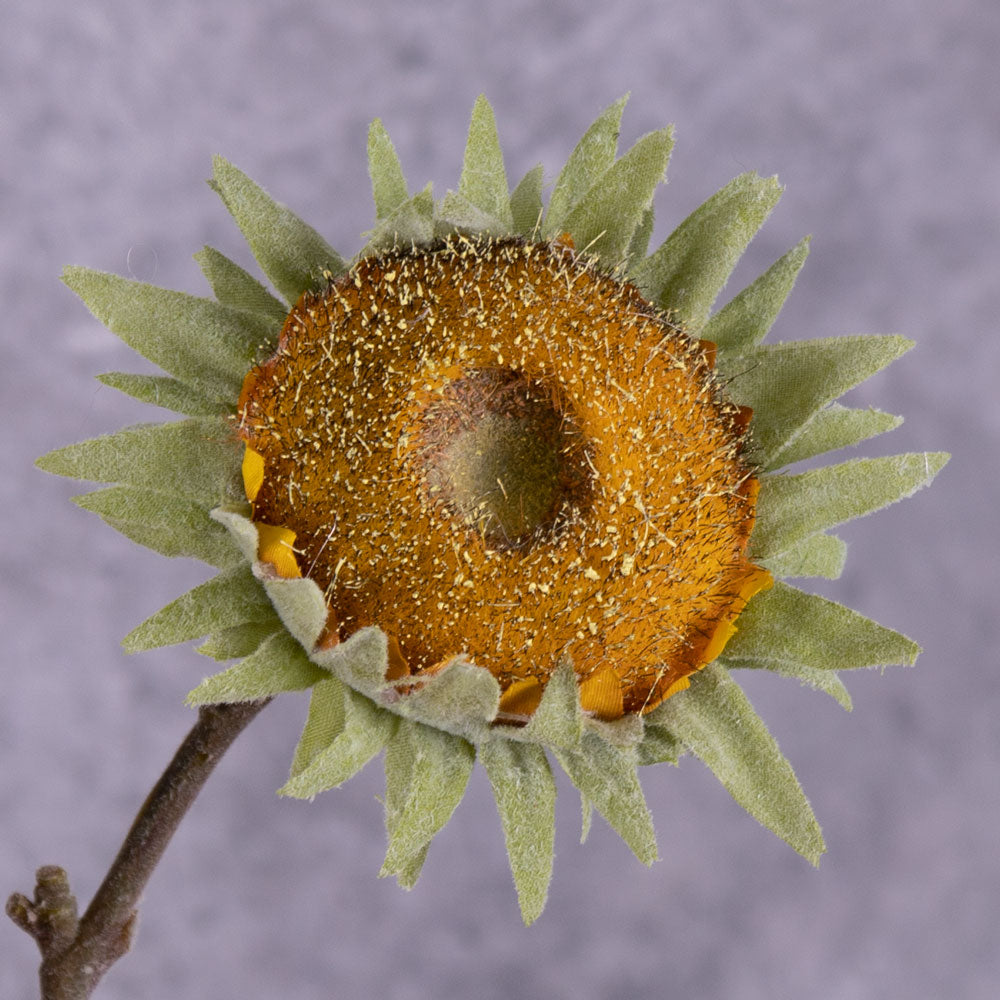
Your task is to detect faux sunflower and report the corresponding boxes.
[40,97,947,923]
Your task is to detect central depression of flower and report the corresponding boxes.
[237,235,771,721]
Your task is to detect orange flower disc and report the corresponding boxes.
[237,235,771,721]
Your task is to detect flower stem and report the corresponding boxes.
[6,699,271,1000]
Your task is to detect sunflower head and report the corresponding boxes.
[41,95,947,923]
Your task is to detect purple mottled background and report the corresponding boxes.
[3,2,997,997]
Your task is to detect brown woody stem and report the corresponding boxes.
[6,699,271,1000]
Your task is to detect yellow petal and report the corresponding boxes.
[242,446,265,503]
[579,666,624,720]
[498,676,544,717]
[256,523,301,578]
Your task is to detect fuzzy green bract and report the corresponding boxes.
[39,96,948,925]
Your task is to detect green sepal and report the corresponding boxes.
[648,662,825,864]
[73,486,241,568]
[553,732,657,866]
[37,418,242,506]
[380,720,475,888]
[636,725,683,766]
[381,722,430,887]
[435,191,509,236]
[193,246,288,324]
[584,713,645,749]
[704,236,810,353]
[359,185,434,257]
[279,686,397,799]
[625,205,654,267]
[97,372,230,418]
[723,580,920,671]
[726,336,913,463]
[389,658,501,741]
[753,452,950,558]
[62,268,272,401]
[562,128,673,266]
[633,172,783,330]
[766,404,903,471]
[122,563,273,653]
[759,531,846,580]
[545,96,627,236]
[480,739,556,925]
[289,677,347,779]
[501,658,582,748]
[724,658,853,711]
[313,626,393,691]
[196,621,281,661]
[367,118,409,220]
[456,95,513,231]
[187,629,326,705]
[580,794,593,844]
[509,164,544,237]
[210,156,347,304]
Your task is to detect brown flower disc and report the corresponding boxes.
[237,235,771,720]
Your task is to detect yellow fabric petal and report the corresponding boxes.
[242,446,265,503]
[256,523,301,579]
[498,676,544,717]
[578,666,624,720]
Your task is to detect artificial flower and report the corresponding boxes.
[40,96,947,922]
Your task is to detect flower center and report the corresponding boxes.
[236,235,771,720]
[414,367,591,548]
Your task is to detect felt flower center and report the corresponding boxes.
[413,366,593,548]
[236,235,771,720]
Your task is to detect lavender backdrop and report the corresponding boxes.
[3,2,997,997]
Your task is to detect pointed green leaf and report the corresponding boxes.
[187,630,325,705]
[580,793,593,843]
[649,662,825,864]
[63,268,272,400]
[724,580,920,671]
[704,237,810,352]
[435,191,508,236]
[457,95,513,230]
[197,621,281,661]
[554,732,657,865]
[760,531,847,580]
[625,205,655,267]
[634,173,783,330]
[211,156,347,304]
[766,404,903,471]
[73,486,241,567]
[509,164,544,237]
[123,563,272,653]
[358,185,434,257]
[367,118,409,220]
[727,336,912,462]
[753,452,950,558]
[514,658,583,749]
[636,724,683,766]
[261,575,330,652]
[381,722,431,887]
[480,739,556,925]
[584,713,645,749]
[313,626,391,692]
[36,418,242,505]
[380,721,475,888]
[390,657,501,741]
[97,372,229,418]
[279,686,396,799]
[290,677,348,779]
[562,128,673,265]
[193,246,288,323]
[545,96,628,235]
[724,658,852,711]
